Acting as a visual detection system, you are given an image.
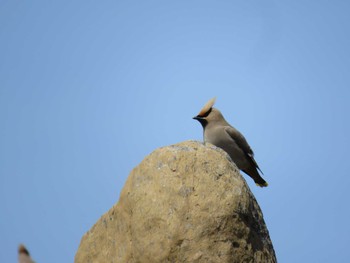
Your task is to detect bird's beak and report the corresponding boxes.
[193,116,204,120]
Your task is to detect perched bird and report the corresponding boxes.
[193,97,268,187]
[18,244,35,263]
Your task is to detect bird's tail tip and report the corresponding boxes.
[256,181,269,187]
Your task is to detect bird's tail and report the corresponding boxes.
[255,178,268,187]
[243,168,268,187]
[254,172,268,187]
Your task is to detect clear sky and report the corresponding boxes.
[1,1,349,262]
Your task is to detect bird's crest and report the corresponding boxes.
[198,97,216,117]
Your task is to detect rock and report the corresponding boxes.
[75,141,276,263]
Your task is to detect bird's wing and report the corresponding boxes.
[224,126,263,174]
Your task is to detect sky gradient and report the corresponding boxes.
[1,1,350,262]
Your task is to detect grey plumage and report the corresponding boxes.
[193,97,268,187]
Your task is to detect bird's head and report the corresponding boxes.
[18,244,30,256]
[193,97,225,127]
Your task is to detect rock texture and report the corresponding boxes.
[75,141,276,263]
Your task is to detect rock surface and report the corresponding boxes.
[75,141,276,263]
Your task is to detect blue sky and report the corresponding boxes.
[1,1,349,262]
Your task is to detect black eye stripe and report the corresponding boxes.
[201,107,212,117]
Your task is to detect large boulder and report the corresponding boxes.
[75,141,276,263]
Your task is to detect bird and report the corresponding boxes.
[18,244,35,263]
[193,97,268,187]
